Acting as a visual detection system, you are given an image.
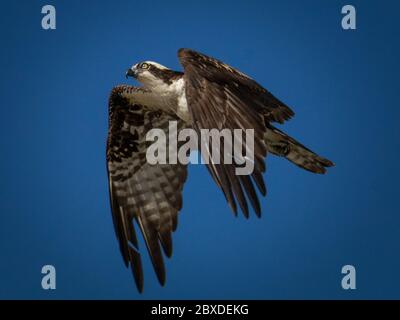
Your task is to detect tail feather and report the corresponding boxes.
[265,124,334,174]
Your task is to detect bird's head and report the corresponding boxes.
[126,61,172,87]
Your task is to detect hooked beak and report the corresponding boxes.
[125,67,137,79]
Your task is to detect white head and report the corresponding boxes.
[126,61,180,88]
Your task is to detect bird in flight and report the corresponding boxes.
[106,48,333,292]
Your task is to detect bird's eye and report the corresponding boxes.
[140,63,149,69]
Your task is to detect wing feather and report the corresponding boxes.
[178,48,294,123]
[107,85,188,291]
[178,49,272,217]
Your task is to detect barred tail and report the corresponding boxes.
[265,124,334,174]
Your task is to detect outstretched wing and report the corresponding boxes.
[178,48,294,217]
[178,48,294,124]
[107,85,188,292]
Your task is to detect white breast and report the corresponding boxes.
[172,78,190,123]
[151,77,190,123]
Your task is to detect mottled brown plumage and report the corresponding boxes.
[107,85,188,292]
[106,49,333,293]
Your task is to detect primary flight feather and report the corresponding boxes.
[106,48,333,292]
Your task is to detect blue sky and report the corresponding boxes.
[0,0,399,299]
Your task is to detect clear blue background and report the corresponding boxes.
[0,0,399,299]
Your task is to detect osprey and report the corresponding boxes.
[106,48,333,292]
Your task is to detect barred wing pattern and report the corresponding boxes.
[107,85,188,292]
[178,48,294,218]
